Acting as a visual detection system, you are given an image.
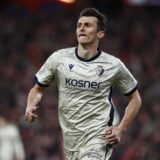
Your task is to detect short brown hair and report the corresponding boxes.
[79,8,107,32]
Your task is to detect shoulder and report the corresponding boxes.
[45,47,75,64]
[2,124,20,137]
[101,51,122,67]
[50,47,76,57]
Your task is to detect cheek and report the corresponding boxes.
[88,29,98,37]
[89,32,98,39]
[76,29,79,36]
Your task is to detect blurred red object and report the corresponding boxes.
[14,0,56,11]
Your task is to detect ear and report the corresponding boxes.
[97,31,105,39]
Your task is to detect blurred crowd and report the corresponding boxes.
[0,2,160,160]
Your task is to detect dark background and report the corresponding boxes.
[0,0,160,159]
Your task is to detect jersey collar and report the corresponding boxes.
[75,47,101,62]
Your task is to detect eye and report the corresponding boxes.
[85,23,90,27]
[77,23,81,28]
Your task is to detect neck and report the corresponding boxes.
[77,43,99,60]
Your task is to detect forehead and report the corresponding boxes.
[78,16,98,24]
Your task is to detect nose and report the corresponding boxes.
[79,24,85,31]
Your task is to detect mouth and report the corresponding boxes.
[79,34,87,37]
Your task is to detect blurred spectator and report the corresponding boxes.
[0,108,25,160]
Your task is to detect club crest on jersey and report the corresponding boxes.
[69,64,74,71]
[96,65,104,76]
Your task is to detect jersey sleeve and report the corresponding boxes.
[35,51,59,87]
[114,60,138,96]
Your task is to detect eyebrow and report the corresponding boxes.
[77,22,92,26]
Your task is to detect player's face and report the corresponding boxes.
[76,16,104,45]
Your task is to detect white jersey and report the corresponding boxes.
[0,124,25,160]
[35,47,137,152]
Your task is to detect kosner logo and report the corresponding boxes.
[65,78,102,90]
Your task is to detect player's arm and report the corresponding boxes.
[25,84,45,123]
[118,90,142,131]
[105,90,142,145]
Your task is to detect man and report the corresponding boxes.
[25,8,142,160]
[0,110,25,160]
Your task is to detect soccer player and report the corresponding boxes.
[0,110,25,160]
[25,8,142,160]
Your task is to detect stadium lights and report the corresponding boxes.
[58,0,76,4]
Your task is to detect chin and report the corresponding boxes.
[79,41,87,45]
[78,39,90,45]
